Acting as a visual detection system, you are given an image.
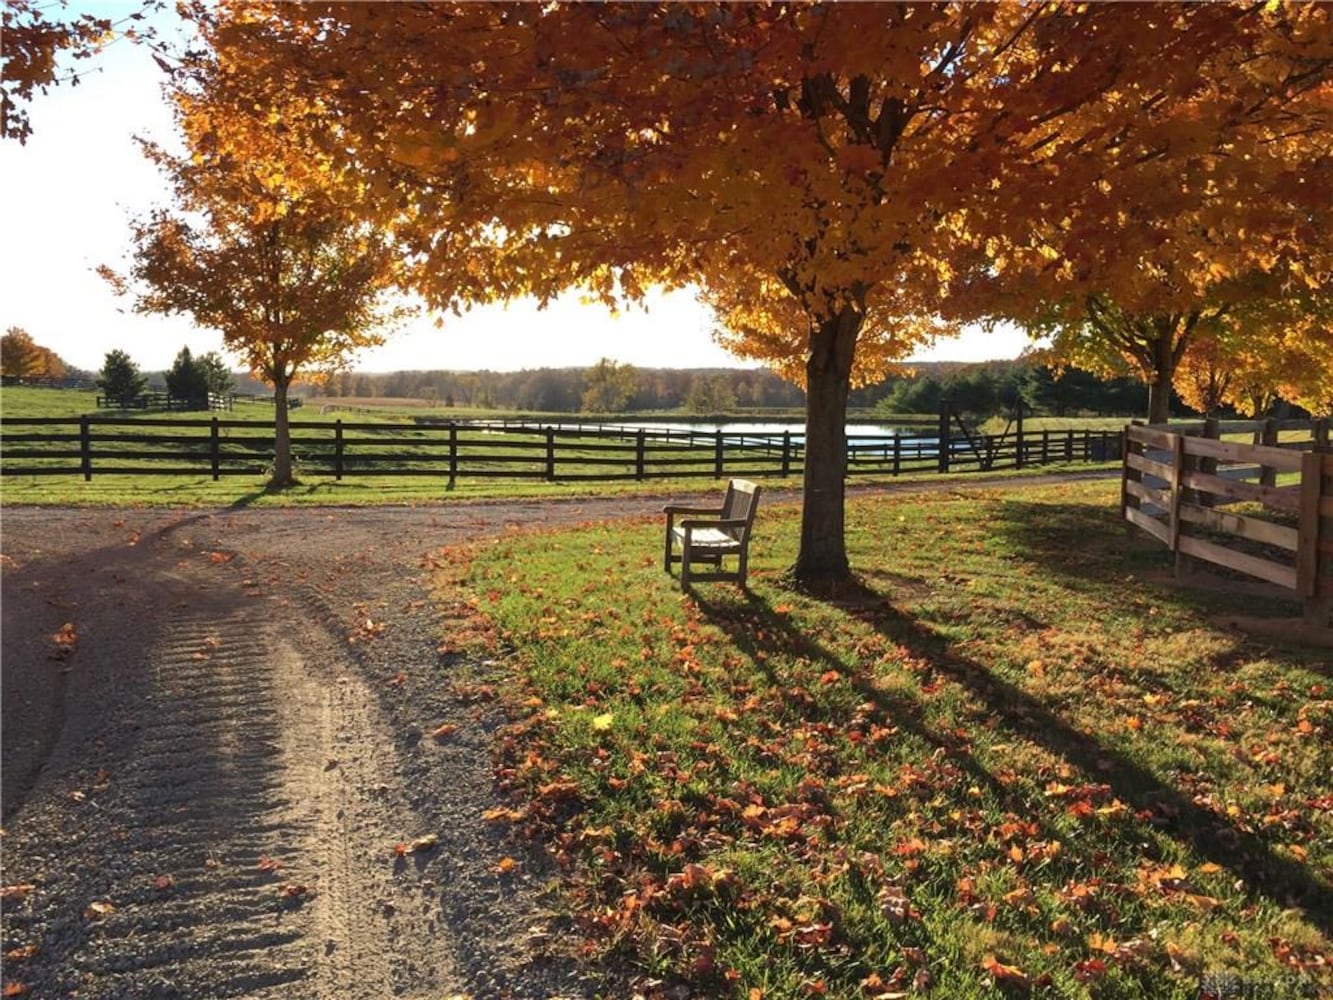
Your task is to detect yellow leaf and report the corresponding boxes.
[591,712,614,731]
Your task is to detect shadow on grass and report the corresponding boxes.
[691,576,1332,939]
[986,498,1309,623]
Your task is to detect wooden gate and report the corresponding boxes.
[1122,421,1332,628]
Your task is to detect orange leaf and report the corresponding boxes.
[0,885,35,903]
[981,954,1030,987]
[4,983,30,997]
[494,856,518,874]
[431,723,459,741]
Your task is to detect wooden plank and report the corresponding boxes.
[1125,505,1171,544]
[1177,535,1298,590]
[1297,451,1322,598]
[1183,435,1305,471]
[1180,469,1302,512]
[1125,477,1171,513]
[1176,503,1300,551]
[1127,425,1174,449]
[1127,451,1173,482]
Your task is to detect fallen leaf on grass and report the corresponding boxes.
[590,713,614,731]
[494,856,518,874]
[1,885,35,903]
[981,954,1029,988]
[4,945,38,962]
[151,875,174,890]
[3,983,29,996]
[431,723,459,741]
[257,856,283,872]
[279,883,315,899]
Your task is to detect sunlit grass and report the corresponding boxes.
[460,478,1330,999]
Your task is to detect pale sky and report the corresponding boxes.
[0,5,1033,376]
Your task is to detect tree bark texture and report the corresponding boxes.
[793,306,862,587]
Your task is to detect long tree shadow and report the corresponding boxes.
[817,576,1332,937]
[689,589,1068,858]
[692,553,1331,937]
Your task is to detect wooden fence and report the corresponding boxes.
[1121,418,1332,626]
[0,416,1120,486]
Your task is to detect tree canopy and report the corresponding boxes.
[180,1,1333,581]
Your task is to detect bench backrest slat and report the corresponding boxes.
[721,478,761,540]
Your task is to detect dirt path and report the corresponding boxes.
[1,474,1114,997]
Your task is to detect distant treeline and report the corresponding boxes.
[308,361,1176,418]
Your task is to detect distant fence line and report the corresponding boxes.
[0,416,1122,485]
[1121,417,1332,627]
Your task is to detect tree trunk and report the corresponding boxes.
[792,306,862,588]
[1147,361,1173,425]
[271,375,294,486]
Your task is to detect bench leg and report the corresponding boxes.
[680,542,691,590]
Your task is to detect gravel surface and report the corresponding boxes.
[1,473,1113,998]
[1,497,678,1000]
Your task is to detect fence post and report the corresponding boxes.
[1314,417,1330,451]
[334,420,344,481]
[892,434,902,476]
[937,399,950,473]
[1064,429,1074,462]
[1170,432,1193,577]
[1015,421,1025,470]
[635,428,646,481]
[714,431,724,479]
[80,415,92,482]
[210,417,221,481]
[545,427,556,481]
[1258,418,1279,488]
[1119,426,1135,527]
[447,421,457,491]
[781,430,791,478]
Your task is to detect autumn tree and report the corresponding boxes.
[2,327,41,378]
[187,2,1333,584]
[581,358,638,414]
[97,349,148,403]
[104,77,411,485]
[685,375,738,416]
[0,1,165,144]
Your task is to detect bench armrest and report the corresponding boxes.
[680,517,748,530]
[663,504,724,515]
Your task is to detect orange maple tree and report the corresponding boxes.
[184,1,1331,581]
[103,108,411,485]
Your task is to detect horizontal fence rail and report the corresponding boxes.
[1121,418,1332,627]
[0,415,1122,486]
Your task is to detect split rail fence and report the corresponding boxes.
[0,416,1120,485]
[1121,418,1332,626]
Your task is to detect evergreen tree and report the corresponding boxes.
[97,350,148,404]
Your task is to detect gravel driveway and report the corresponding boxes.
[1,497,683,999]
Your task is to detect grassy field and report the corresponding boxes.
[460,478,1330,999]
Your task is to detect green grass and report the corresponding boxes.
[461,478,1330,998]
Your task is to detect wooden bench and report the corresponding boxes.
[663,478,761,590]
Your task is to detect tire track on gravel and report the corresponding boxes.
[2,543,463,999]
